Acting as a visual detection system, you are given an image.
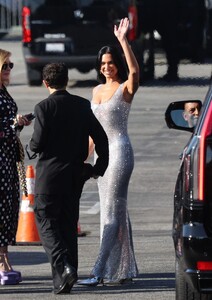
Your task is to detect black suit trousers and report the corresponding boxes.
[34,180,84,288]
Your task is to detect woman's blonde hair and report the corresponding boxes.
[0,48,11,86]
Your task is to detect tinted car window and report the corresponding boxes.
[28,0,128,10]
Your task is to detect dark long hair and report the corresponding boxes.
[96,45,128,83]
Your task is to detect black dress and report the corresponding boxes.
[0,86,20,247]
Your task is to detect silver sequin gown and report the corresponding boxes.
[91,83,138,281]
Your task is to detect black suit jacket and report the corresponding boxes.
[30,90,109,195]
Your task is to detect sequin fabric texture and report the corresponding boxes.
[0,87,19,246]
[91,84,138,280]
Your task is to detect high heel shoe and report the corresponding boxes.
[77,276,103,286]
[0,253,22,285]
[0,270,22,285]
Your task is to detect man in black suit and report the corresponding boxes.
[30,63,109,294]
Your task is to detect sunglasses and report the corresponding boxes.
[2,62,14,71]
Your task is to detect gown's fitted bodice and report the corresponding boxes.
[92,84,130,145]
[91,84,138,281]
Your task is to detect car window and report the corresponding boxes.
[26,0,128,9]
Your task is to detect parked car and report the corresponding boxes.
[165,87,212,299]
[21,0,140,86]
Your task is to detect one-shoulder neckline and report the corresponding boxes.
[92,83,123,105]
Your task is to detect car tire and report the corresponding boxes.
[175,258,186,300]
[26,65,42,86]
[176,258,212,300]
[186,282,212,300]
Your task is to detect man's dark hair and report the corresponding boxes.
[42,62,68,89]
[96,45,128,84]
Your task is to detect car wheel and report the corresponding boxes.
[26,65,42,86]
[175,258,186,300]
[186,282,212,300]
[176,259,212,300]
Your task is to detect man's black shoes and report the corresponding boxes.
[54,263,77,295]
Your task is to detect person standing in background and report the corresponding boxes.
[0,48,31,284]
[137,0,180,82]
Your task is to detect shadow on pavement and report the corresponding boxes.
[141,77,211,87]
[74,272,175,294]
[10,251,48,265]
[0,272,175,295]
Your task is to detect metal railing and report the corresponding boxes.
[0,0,22,32]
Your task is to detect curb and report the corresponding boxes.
[1,26,22,41]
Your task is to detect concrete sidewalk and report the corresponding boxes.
[1,208,154,300]
[1,26,22,41]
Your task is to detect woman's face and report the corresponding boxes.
[100,53,118,79]
[1,57,13,85]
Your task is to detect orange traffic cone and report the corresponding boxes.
[16,165,41,245]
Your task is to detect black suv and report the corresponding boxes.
[22,0,139,86]
[165,88,212,299]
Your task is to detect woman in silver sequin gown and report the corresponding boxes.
[78,18,139,285]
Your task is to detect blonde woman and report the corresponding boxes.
[0,48,30,284]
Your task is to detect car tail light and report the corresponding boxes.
[197,261,212,271]
[193,102,212,201]
[128,3,138,41]
[22,6,31,43]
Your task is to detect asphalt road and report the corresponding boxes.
[0,29,212,299]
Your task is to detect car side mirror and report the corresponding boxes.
[165,100,202,132]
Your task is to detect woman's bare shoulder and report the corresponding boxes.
[92,84,102,95]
